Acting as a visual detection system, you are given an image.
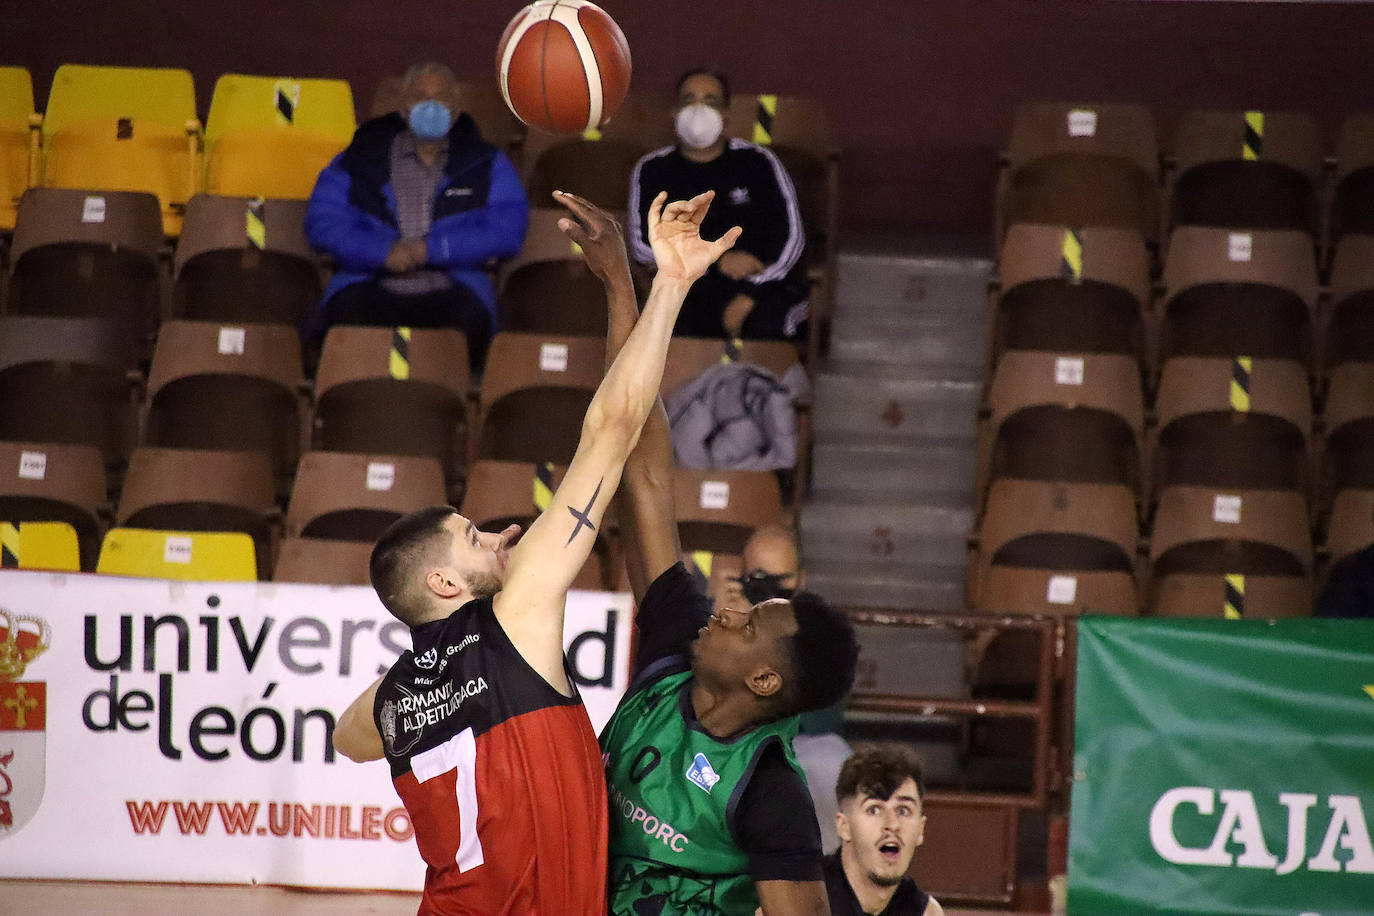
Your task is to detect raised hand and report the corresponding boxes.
[551,190,633,287]
[645,190,743,285]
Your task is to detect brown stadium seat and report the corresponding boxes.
[1331,114,1374,244]
[497,207,613,336]
[0,315,140,465]
[143,320,305,482]
[116,446,277,578]
[997,101,1160,244]
[1149,484,1311,618]
[995,224,1150,361]
[369,76,523,152]
[671,467,784,556]
[1169,109,1322,234]
[976,350,1145,506]
[8,188,164,343]
[173,194,319,327]
[272,536,373,586]
[313,325,472,490]
[1324,488,1374,566]
[475,332,605,464]
[286,451,446,542]
[0,440,107,570]
[520,91,675,212]
[1158,226,1318,366]
[970,478,1139,611]
[1151,356,1311,497]
[1323,235,1374,371]
[460,459,610,590]
[1321,361,1374,506]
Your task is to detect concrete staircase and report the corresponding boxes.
[802,238,992,610]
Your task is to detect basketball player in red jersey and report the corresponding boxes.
[333,189,743,916]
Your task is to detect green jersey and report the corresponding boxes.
[601,666,804,916]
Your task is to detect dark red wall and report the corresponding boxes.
[5,1,1372,236]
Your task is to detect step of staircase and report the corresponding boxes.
[812,372,981,444]
[810,440,975,505]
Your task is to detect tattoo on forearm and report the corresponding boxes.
[565,478,604,546]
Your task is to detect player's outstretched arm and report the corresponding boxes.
[756,879,831,916]
[493,190,741,689]
[334,675,385,763]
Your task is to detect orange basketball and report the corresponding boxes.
[496,0,632,134]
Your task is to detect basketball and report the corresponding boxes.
[496,0,632,134]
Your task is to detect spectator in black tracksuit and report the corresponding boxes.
[627,69,808,341]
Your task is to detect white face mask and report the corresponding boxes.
[675,103,724,150]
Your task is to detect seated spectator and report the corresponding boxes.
[305,61,528,369]
[1316,543,1374,618]
[825,745,943,916]
[628,69,808,341]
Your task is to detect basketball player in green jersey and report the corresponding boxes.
[560,191,859,916]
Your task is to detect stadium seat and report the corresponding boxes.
[520,91,676,211]
[1324,488,1374,566]
[1323,234,1374,371]
[0,66,38,232]
[116,446,277,577]
[975,565,1139,616]
[1149,484,1311,618]
[0,315,140,464]
[313,325,471,488]
[997,101,1160,243]
[1152,356,1311,496]
[1321,361,1374,503]
[272,536,372,586]
[97,528,257,581]
[671,468,784,556]
[994,224,1150,361]
[369,75,523,151]
[173,194,319,326]
[286,450,446,541]
[475,332,605,464]
[42,65,201,237]
[7,188,164,341]
[460,459,609,590]
[1170,109,1322,234]
[204,74,355,201]
[1331,114,1374,244]
[497,207,613,335]
[661,336,803,402]
[977,350,1145,505]
[0,441,106,570]
[0,521,81,572]
[970,478,1139,611]
[1158,226,1318,366]
[143,320,305,481]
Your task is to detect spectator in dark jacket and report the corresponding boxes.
[306,61,528,369]
[628,69,808,341]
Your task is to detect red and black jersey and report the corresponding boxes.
[374,597,608,916]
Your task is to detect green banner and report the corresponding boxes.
[1069,617,1374,916]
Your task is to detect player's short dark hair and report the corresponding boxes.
[369,505,457,625]
[675,67,732,106]
[777,590,857,715]
[836,744,926,805]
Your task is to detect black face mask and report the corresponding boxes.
[737,569,796,606]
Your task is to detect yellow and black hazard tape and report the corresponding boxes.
[691,549,714,579]
[246,198,266,250]
[1060,228,1084,284]
[1,522,20,568]
[533,461,555,513]
[389,326,411,380]
[753,94,777,146]
[1224,573,1245,619]
[1230,356,1252,413]
[1243,111,1263,162]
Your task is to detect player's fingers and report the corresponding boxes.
[646,190,668,232]
[552,190,599,227]
[709,225,743,256]
[685,189,715,224]
[557,217,591,248]
[498,523,522,548]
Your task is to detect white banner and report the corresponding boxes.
[0,570,632,888]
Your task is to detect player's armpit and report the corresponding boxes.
[755,879,831,916]
[334,675,386,763]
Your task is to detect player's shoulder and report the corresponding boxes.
[923,893,945,916]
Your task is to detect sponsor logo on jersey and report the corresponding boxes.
[446,634,479,655]
[685,752,720,794]
[415,647,438,669]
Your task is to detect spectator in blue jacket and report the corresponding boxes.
[306,61,528,369]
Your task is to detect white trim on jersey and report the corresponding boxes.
[626,144,675,266]
[730,138,805,285]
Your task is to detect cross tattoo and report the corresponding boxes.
[565,478,604,546]
[3,686,37,730]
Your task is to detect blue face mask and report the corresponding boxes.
[408,100,452,140]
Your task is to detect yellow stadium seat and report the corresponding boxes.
[41,65,200,237]
[0,66,38,231]
[204,74,355,200]
[0,521,81,572]
[97,528,257,581]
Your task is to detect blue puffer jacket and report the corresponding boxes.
[305,111,528,328]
